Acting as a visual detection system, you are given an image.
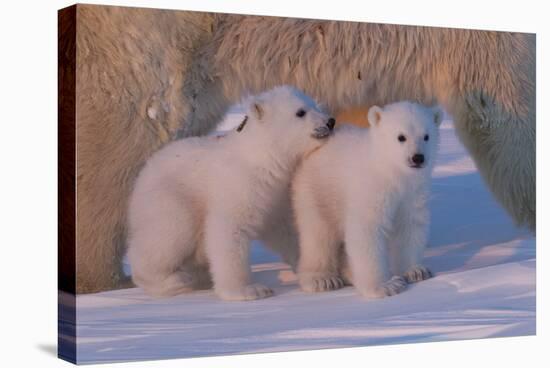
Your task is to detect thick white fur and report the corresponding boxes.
[292,102,441,298]
[127,86,332,301]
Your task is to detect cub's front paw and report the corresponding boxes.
[403,265,433,283]
[218,283,273,301]
[366,276,407,298]
[299,274,346,293]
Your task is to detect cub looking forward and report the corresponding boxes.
[293,101,441,298]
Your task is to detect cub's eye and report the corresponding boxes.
[424,134,430,141]
[398,134,406,143]
[296,109,306,118]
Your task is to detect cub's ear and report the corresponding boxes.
[252,101,264,120]
[432,106,443,126]
[367,105,383,127]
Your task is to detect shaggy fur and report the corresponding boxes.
[73,5,215,292]
[127,86,333,300]
[196,16,535,231]
[292,102,441,298]
[70,5,534,293]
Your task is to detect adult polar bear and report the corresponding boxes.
[69,5,535,293]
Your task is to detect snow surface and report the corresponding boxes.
[65,114,535,364]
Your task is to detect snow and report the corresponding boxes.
[63,114,535,364]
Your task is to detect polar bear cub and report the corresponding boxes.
[292,101,441,298]
[127,85,335,301]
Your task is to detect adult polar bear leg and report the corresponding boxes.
[73,6,216,293]
[447,93,536,231]
[438,33,536,231]
[204,215,273,301]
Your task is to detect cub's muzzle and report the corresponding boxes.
[311,117,336,139]
[409,153,425,169]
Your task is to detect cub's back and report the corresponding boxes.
[131,135,233,202]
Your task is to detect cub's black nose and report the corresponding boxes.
[412,154,425,165]
[327,118,336,130]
